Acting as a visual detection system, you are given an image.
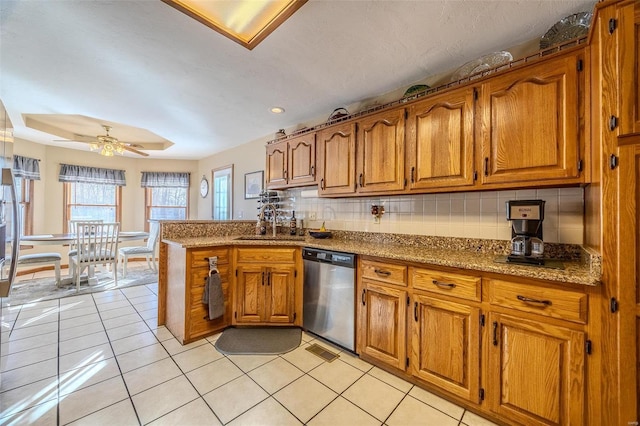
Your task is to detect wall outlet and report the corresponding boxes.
[309,212,317,220]
[373,216,380,224]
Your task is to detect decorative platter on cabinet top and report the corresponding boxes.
[539,12,592,49]
[449,51,513,82]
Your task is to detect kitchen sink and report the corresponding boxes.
[234,235,306,241]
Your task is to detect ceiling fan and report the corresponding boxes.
[58,125,149,157]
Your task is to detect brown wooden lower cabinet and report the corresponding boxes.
[163,245,231,344]
[410,293,480,403]
[358,280,407,371]
[235,264,296,324]
[356,256,590,425]
[486,312,585,425]
[233,247,301,326]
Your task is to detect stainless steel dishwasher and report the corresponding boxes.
[303,247,356,352]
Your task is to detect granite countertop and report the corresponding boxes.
[162,234,600,287]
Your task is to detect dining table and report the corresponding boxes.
[19,231,150,286]
[20,231,150,246]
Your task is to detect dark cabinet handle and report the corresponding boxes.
[374,269,391,276]
[414,302,418,321]
[609,115,618,131]
[492,321,498,346]
[362,289,366,306]
[516,295,551,306]
[262,271,265,286]
[484,157,489,176]
[267,271,271,286]
[432,280,456,289]
[310,165,315,177]
[410,167,415,183]
[359,173,364,187]
[320,178,325,190]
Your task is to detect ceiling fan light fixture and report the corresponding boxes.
[92,125,127,157]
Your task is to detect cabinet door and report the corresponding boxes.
[317,122,357,196]
[288,134,316,186]
[407,87,476,190]
[617,1,640,135]
[235,266,266,323]
[356,108,406,193]
[487,313,585,425]
[265,266,296,323]
[411,294,480,403]
[359,281,407,370]
[479,51,584,186]
[266,140,288,188]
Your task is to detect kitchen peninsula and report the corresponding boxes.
[159,220,600,426]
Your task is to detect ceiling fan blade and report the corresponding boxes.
[122,145,149,157]
[54,136,95,143]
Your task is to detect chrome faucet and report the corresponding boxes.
[259,203,278,237]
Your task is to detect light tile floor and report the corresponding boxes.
[1,264,499,426]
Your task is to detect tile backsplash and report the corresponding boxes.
[286,187,584,245]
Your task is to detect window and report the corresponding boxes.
[212,165,233,220]
[64,182,121,229]
[59,164,125,231]
[13,155,40,236]
[141,172,189,229]
[15,178,34,236]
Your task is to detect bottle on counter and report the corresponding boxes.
[290,211,297,235]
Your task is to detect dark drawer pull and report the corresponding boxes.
[517,295,552,306]
[492,321,498,346]
[374,269,391,276]
[362,289,366,306]
[432,280,456,289]
[414,301,418,322]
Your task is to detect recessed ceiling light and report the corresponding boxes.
[270,106,285,114]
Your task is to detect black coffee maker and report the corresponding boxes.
[506,200,545,265]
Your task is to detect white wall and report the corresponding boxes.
[197,137,268,222]
[15,138,198,236]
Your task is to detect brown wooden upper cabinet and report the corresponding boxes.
[478,50,585,186]
[316,122,357,196]
[265,133,316,189]
[406,86,476,191]
[612,1,640,136]
[356,108,406,194]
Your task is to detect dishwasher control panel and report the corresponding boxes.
[303,247,356,268]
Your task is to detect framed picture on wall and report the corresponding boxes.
[244,170,263,199]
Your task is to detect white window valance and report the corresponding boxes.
[58,164,126,186]
[140,172,190,188]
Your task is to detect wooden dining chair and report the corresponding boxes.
[118,221,160,277]
[69,222,120,291]
[67,219,103,276]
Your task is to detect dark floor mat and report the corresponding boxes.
[215,327,302,355]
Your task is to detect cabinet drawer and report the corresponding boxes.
[190,248,229,269]
[360,259,407,286]
[190,266,229,290]
[487,279,588,324]
[189,303,227,337]
[236,247,297,263]
[191,279,229,306]
[410,268,481,301]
